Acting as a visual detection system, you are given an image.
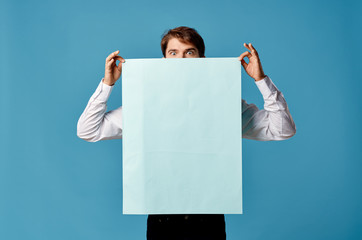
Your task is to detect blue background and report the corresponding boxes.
[1,0,361,239]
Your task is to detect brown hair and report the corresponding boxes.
[161,26,205,57]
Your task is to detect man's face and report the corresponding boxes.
[165,38,204,58]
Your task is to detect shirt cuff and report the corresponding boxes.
[90,77,114,102]
[254,75,280,99]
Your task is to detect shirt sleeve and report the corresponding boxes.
[77,78,123,142]
[242,75,296,141]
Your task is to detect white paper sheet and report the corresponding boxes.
[122,58,242,214]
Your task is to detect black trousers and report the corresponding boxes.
[147,214,226,240]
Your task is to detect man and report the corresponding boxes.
[77,26,296,240]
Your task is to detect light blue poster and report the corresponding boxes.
[122,58,242,214]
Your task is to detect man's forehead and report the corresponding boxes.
[166,37,197,49]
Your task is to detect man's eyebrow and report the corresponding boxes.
[167,48,197,52]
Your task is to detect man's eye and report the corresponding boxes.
[170,52,176,55]
[187,51,194,55]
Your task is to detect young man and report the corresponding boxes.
[77,26,296,240]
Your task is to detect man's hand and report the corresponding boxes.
[238,43,266,81]
[103,50,125,86]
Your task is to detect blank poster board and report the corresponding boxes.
[122,58,242,214]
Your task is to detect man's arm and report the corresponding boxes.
[238,43,296,140]
[77,50,125,142]
[77,78,123,142]
[242,75,296,141]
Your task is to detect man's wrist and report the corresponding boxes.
[254,74,267,82]
[102,78,115,86]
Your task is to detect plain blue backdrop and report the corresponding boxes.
[1,0,361,239]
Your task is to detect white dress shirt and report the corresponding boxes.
[77,76,296,142]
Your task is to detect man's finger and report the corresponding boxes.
[238,51,251,61]
[117,59,124,71]
[113,56,125,63]
[106,50,120,62]
[106,58,115,69]
[249,43,256,51]
[249,43,259,56]
[106,57,125,70]
[240,59,248,69]
[106,50,119,61]
[243,43,252,52]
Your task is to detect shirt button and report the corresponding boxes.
[184,215,189,220]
